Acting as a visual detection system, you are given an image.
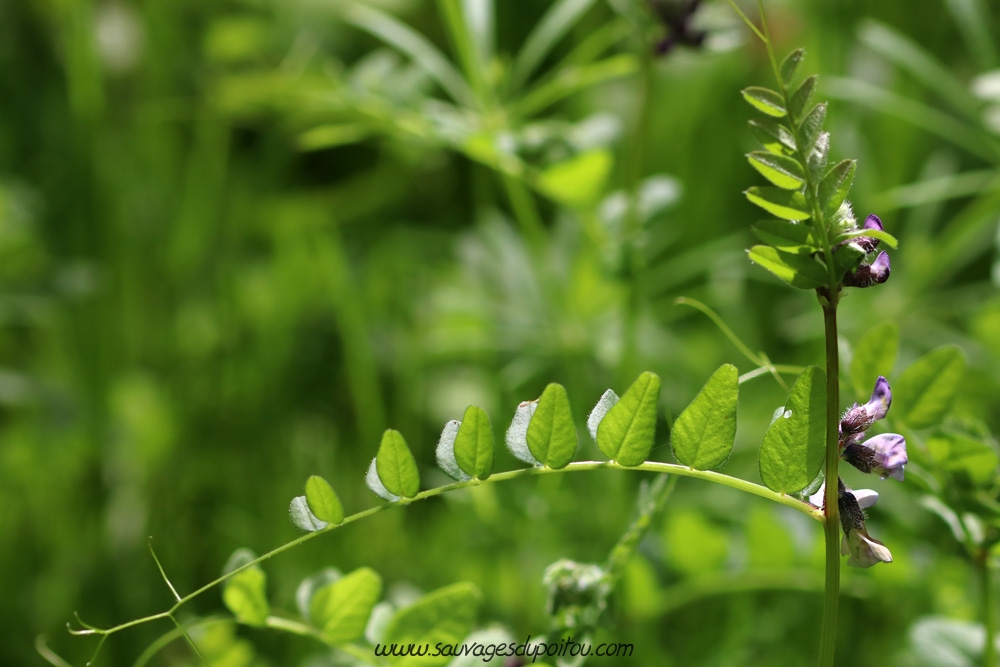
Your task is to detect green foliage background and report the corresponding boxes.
[2,0,999,665]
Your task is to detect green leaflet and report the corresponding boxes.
[744,186,811,220]
[597,371,660,466]
[798,103,828,160]
[526,383,578,469]
[749,119,797,155]
[310,567,383,645]
[382,582,483,666]
[850,321,899,399]
[759,366,827,494]
[752,219,816,254]
[894,345,967,429]
[818,159,855,218]
[222,549,269,627]
[376,429,421,498]
[779,48,805,87]
[831,242,866,281]
[748,245,828,289]
[305,475,344,525]
[454,405,495,479]
[788,74,817,121]
[746,151,806,190]
[671,364,738,470]
[741,86,786,117]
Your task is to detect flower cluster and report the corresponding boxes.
[809,376,907,567]
[843,214,891,288]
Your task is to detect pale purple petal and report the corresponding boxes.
[863,432,908,481]
[842,530,893,568]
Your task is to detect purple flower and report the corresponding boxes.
[844,251,890,288]
[843,433,908,481]
[838,485,892,568]
[840,376,892,437]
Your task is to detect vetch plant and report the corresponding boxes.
[43,3,956,667]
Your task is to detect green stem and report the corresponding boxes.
[500,173,546,250]
[603,475,678,584]
[70,461,823,641]
[818,302,841,667]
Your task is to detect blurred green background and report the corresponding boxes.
[3,0,1000,665]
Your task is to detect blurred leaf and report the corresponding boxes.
[818,159,856,218]
[894,346,967,429]
[671,364,738,470]
[788,75,817,122]
[222,550,269,627]
[749,118,796,154]
[344,3,475,106]
[744,186,811,220]
[746,151,805,190]
[850,321,900,399]
[526,383,578,469]
[296,568,341,621]
[297,124,370,151]
[904,616,988,667]
[833,228,899,249]
[310,567,383,645]
[510,0,598,91]
[747,245,827,289]
[305,475,344,525]
[514,55,638,117]
[927,433,999,487]
[382,582,482,665]
[663,510,728,576]
[454,405,494,479]
[537,150,612,208]
[597,372,660,467]
[779,48,805,88]
[746,506,796,568]
[858,19,982,122]
[825,77,1000,162]
[741,86,786,118]
[375,430,421,498]
[289,496,327,532]
[759,366,827,494]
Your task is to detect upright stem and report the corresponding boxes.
[818,302,841,667]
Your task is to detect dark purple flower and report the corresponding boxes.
[844,251,890,288]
